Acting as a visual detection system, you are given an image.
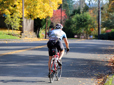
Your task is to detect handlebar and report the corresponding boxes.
[65,48,70,54]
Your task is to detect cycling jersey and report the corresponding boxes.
[48,29,67,40]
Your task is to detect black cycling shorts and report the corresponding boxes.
[47,40,64,56]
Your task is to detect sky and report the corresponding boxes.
[73,0,109,4]
[73,0,90,4]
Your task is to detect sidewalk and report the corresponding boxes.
[0,38,48,43]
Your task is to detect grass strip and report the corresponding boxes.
[0,31,20,39]
[104,75,114,85]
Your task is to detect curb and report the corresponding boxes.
[104,74,114,85]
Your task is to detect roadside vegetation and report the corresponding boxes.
[0,0,114,40]
[0,28,21,39]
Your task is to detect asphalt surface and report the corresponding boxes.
[0,39,114,85]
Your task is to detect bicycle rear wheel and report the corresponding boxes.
[49,60,55,83]
[56,63,62,81]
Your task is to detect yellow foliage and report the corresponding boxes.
[108,1,114,12]
[4,9,11,15]
[0,0,62,19]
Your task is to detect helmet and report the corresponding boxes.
[55,23,63,29]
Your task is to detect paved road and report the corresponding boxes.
[0,39,114,85]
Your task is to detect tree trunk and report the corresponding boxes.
[45,18,48,39]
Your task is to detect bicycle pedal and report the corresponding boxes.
[50,73,54,78]
[53,70,55,73]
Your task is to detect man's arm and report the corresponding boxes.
[63,38,69,49]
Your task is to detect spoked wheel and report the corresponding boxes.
[49,71,55,83]
[56,65,62,81]
[49,60,55,83]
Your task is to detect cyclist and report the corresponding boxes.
[47,23,69,76]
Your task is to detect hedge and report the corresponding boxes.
[99,32,114,40]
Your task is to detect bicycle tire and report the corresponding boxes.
[49,60,55,83]
[56,62,62,81]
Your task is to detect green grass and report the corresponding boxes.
[0,31,20,39]
[104,75,114,85]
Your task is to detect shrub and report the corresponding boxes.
[99,32,114,40]
[110,32,114,40]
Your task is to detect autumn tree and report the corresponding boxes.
[50,9,67,26]
[0,0,62,19]
[108,0,114,13]
[101,0,114,29]
[0,0,62,31]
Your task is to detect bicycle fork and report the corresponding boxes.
[51,59,58,74]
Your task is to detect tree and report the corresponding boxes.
[0,0,62,19]
[62,0,75,15]
[10,13,22,30]
[70,4,89,17]
[4,13,11,33]
[62,0,70,16]
[101,0,114,29]
[0,0,62,37]
[73,12,93,33]
[63,18,74,38]
[108,0,114,13]
[83,4,89,13]
[4,11,21,34]
[64,12,95,38]
[102,13,114,29]
[70,8,81,17]
[50,9,67,26]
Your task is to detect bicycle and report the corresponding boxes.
[49,48,62,83]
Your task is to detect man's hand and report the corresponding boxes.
[66,48,70,52]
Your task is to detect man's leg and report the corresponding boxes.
[48,56,52,71]
[59,49,64,60]
[56,41,64,60]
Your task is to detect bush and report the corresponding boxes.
[99,32,114,40]
[110,32,114,40]
[64,12,94,38]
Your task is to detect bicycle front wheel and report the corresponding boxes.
[56,64,62,81]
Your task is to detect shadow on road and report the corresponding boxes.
[0,54,48,77]
[62,57,111,78]
[0,53,111,78]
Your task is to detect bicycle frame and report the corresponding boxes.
[50,52,59,72]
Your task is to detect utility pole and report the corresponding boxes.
[22,0,24,33]
[98,0,101,39]
[80,0,82,13]
[61,0,63,24]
